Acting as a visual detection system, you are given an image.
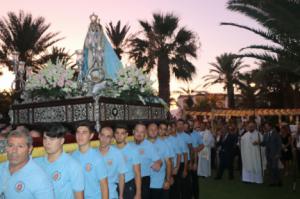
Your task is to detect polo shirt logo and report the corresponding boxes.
[139,149,144,155]
[86,163,92,172]
[52,171,61,181]
[107,159,113,166]
[15,181,25,192]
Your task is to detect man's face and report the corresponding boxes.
[193,121,201,131]
[99,128,113,148]
[134,124,146,143]
[114,128,127,144]
[176,121,184,132]
[43,134,64,155]
[147,124,158,139]
[159,124,167,137]
[248,123,256,132]
[183,123,189,132]
[6,136,32,167]
[76,126,93,147]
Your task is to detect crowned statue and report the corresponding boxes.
[77,13,123,95]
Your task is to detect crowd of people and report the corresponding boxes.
[0,118,299,199]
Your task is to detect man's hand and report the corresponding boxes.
[163,181,170,190]
[192,163,197,171]
[182,170,188,178]
[151,161,161,171]
[169,176,174,185]
[134,193,141,199]
[172,167,179,175]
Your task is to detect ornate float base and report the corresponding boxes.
[11,96,167,130]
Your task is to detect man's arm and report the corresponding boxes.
[100,178,109,199]
[164,157,172,189]
[133,164,142,199]
[118,174,125,199]
[151,159,162,171]
[173,154,181,175]
[74,191,84,199]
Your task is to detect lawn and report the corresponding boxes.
[199,171,300,199]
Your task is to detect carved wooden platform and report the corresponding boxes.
[11,97,167,130]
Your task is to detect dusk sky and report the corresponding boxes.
[0,0,269,94]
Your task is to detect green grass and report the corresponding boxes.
[199,171,300,199]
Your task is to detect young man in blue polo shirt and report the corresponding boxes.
[114,124,142,199]
[72,122,109,199]
[35,124,84,199]
[0,130,54,199]
[190,120,204,199]
[131,123,162,199]
[176,119,190,199]
[147,123,173,199]
[98,127,127,199]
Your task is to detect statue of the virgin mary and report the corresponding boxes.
[78,13,123,95]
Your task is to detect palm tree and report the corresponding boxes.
[39,47,74,68]
[129,12,199,105]
[174,83,206,109]
[0,10,61,71]
[105,20,130,60]
[221,0,300,72]
[204,53,248,108]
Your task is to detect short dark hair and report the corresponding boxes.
[44,124,66,138]
[114,124,128,132]
[76,121,95,133]
[176,119,185,123]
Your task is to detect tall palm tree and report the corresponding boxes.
[39,47,74,68]
[0,10,61,71]
[204,53,248,108]
[221,0,300,72]
[129,12,199,105]
[174,83,206,109]
[105,20,130,60]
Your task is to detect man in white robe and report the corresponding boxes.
[197,123,215,177]
[241,122,265,184]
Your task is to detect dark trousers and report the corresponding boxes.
[142,176,150,199]
[191,170,199,199]
[124,179,136,199]
[178,163,192,199]
[297,149,300,173]
[217,152,234,179]
[162,189,170,199]
[267,157,282,184]
[170,174,180,199]
[150,188,163,199]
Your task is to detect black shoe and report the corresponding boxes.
[214,176,222,180]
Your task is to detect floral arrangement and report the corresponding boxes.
[99,65,156,103]
[24,61,78,100]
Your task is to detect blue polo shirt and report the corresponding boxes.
[35,152,84,199]
[166,135,181,166]
[118,142,140,182]
[98,146,127,199]
[150,138,173,189]
[176,133,189,163]
[0,158,54,199]
[72,148,108,199]
[191,131,204,148]
[132,139,161,177]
